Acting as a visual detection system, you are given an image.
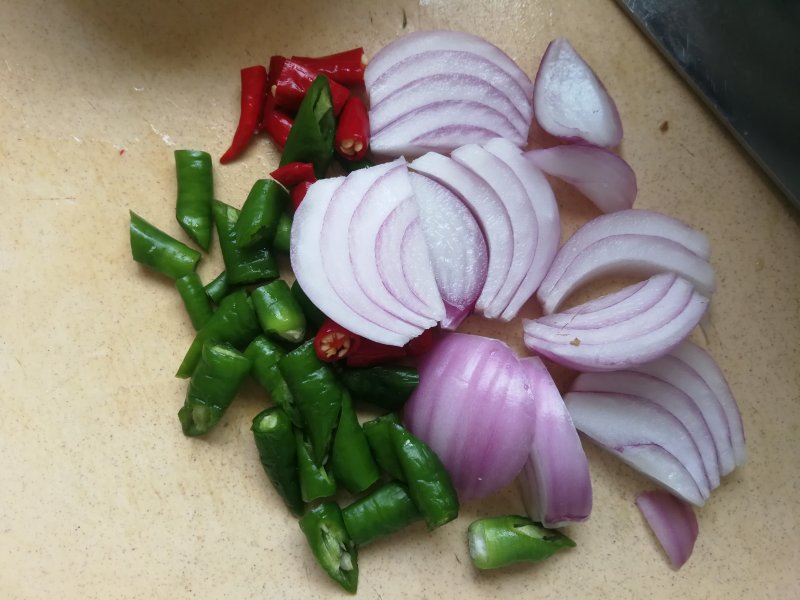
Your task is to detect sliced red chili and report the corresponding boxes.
[261,94,294,149]
[270,162,317,189]
[271,59,350,116]
[220,65,268,164]
[314,319,362,362]
[290,180,314,211]
[292,48,367,86]
[345,338,407,368]
[334,96,370,161]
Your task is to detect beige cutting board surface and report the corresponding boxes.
[1,0,799,598]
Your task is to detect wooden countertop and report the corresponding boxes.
[1,0,798,598]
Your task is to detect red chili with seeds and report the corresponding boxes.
[290,180,314,211]
[314,319,362,362]
[220,65,268,164]
[335,96,370,161]
[271,59,350,116]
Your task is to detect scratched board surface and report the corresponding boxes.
[1,0,800,599]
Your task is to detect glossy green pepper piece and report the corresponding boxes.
[467,515,575,570]
[129,211,200,279]
[361,413,404,481]
[280,75,336,178]
[331,391,380,494]
[299,502,358,594]
[341,366,419,411]
[272,212,293,254]
[290,280,326,331]
[212,199,278,286]
[174,149,213,251]
[244,336,300,427]
[175,272,213,330]
[178,343,251,436]
[342,482,421,547]
[296,430,336,502]
[204,270,229,305]
[234,179,288,248]
[252,280,306,344]
[251,407,303,516]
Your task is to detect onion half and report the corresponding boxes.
[636,490,699,569]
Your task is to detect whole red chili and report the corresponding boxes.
[290,180,314,211]
[270,162,317,189]
[220,65,268,164]
[314,319,362,362]
[292,48,367,86]
[271,59,350,116]
[261,94,294,149]
[334,96,370,161]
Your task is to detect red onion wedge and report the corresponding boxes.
[572,371,720,489]
[524,274,709,371]
[409,172,487,329]
[404,333,536,501]
[410,152,513,315]
[518,357,592,528]
[670,342,746,466]
[636,490,699,569]
[525,145,637,213]
[533,37,623,147]
[564,391,709,506]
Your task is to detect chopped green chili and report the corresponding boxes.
[204,270,229,305]
[296,430,336,502]
[299,502,358,594]
[342,482,421,547]
[290,280,326,331]
[234,179,288,248]
[244,336,300,426]
[272,212,293,254]
[212,199,278,285]
[331,391,380,494]
[252,280,306,344]
[341,366,419,411]
[280,75,336,178]
[175,272,213,330]
[251,407,304,516]
[174,149,213,251]
[129,211,200,279]
[362,413,404,481]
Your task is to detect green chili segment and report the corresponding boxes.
[252,280,306,343]
[278,340,343,466]
[341,366,419,411]
[178,343,252,436]
[296,430,336,502]
[290,280,326,331]
[272,212,293,254]
[331,392,380,494]
[251,407,304,516]
[299,502,358,594]
[362,413,404,481]
[204,270,229,305]
[342,482,421,547]
[280,75,336,178]
[389,423,459,530]
[176,289,260,378]
[175,272,213,330]
[467,516,576,570]
[174,149,214,251]
[244,336,300,426]
[129,211,201,279]
[234,179,288,248]
[212,199,279,285]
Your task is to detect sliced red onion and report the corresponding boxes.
[533,37,622,147]
[636,490,699,569]
[404,333,536,501]
[572,371,720,489]
[561,280,647,314]
[518,357,592,528]
[409,152,513,314]
[409,172,487,329]
[451,144,538,319]
[629,355,736,476]
[291,177,410,346]
[524,275,709,371]
[525,145,637,213]
[670,342,746,466]
[564,391,709,505]
[400,221,448,321]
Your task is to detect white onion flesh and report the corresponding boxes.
[525,145,637,213]
[565,391,709,506]
[636,490,699,570]
[533,37,623,147]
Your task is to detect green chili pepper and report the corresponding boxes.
[244,336,301,426]
[278,340,343,466]
[272,212,293,254]
[467,515,576,570]
[252,280,306,344]
[178,343,252,436]
[174,149,213,251]
[175,272,213,330]
[362,413,405,481]
[331,391,380,494]
[336,155,374,173]
[129,211,201,279]
[296,430,336,502]
[290,280,326,331]
[204,270,229,305]
[299,502,358,594]
[342,482,421,547]
[389,423,459,530]
[280,76,336,178]
[251,407,304,516]
[341,366,419,411]
[234,179,288,248]
[176,289,260,378]
[212,199,279,286]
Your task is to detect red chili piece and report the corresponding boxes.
[261,94,294,149]
[271,59,350,116]
[404,329,436,357]
[314,319,362,362]
[290,180,314,212]
[335,96,370,161]
[270,162,317,189]
[220,65,268,164]
[292,48,367,86]
[346,338,407,368]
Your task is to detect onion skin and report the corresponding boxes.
[636,490,699,569]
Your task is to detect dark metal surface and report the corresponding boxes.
[616,0,800,209]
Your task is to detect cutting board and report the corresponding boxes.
[2,0,799,598]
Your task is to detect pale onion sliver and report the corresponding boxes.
[400,221,447,321]
[636,490,699,570]
[562,280,646,315]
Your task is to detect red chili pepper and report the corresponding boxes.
[220,65,268,164]
[270,162,317,189]
[290,180,314,211]
[404,328,436,357]
[261,56,287,131]
[261,94,294,149]
[335,96,370,161]
[345,338,407,367]
[292,48,367,86]
[271,59,350,116]
[314,319,362,362]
